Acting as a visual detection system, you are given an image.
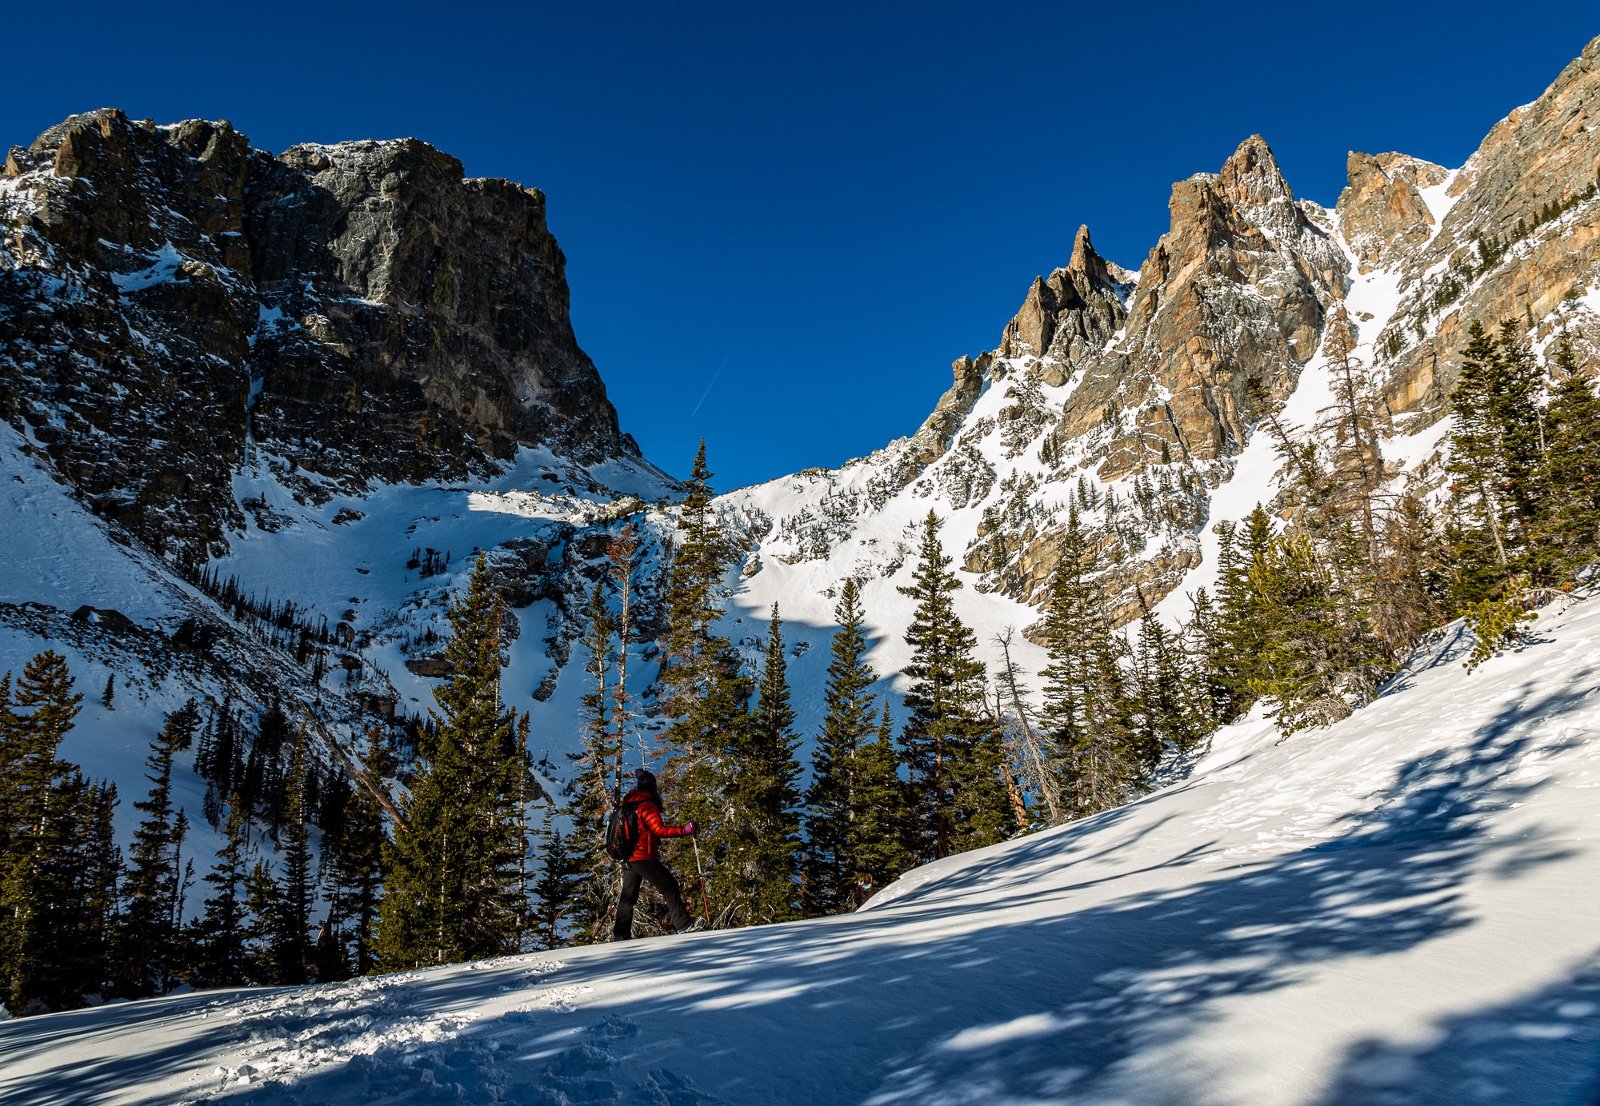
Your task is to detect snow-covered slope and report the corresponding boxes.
[7,593,1598,1105]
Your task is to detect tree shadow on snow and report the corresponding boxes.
[1311,950,1600,1106]
[0,986,290,1106]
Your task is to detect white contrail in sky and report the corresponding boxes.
[691,346,735,418]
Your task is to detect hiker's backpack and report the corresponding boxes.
[604,798,640,860]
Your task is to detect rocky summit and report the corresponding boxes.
[730,38,1600,629]
[0,109,640,565]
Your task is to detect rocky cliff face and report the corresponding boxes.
[1364,36,1600,415]
[908,136,1350,620]
[729,35,1600,632]
[0,109,640,565]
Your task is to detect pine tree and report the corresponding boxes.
[272,729,313,985]
[1369,490,1448,659]
[805,580,880,913]
[0,769,98,1014]
[1246,531,1387,733]
[194,794,252,988]
[0,673,16,868]
[1212,509,1277,711]
[1130,607,1199,769]
[118,700,199,997]
[77,782,121,1000]
[721,606,802,925]
[1492,323,1549,544]
[1446,321,1528,601]
[1317,307,1387,571]
[897,511,1009,859]
[0,654,111,1015]
[100,674,115,712]
[847,702,915,902]
[377,555,527,969]
[654,442,751,926]
[198,703,243,830]
[242,859,283,983]
[1535,339,1600,575]
[529,801,585,950]
[327,728,388,976]
[1183,589,1233,730]
[1078,629,1138,812]
[241,702,291,835]
[569,578,621,939]
[3,653,83,848]
[1037,510,1136,815]
[1037,510,1096,774]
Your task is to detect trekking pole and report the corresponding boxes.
[691,836,712,926]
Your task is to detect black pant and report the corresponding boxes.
[613,858,693,939]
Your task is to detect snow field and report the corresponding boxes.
[6,591,1599,1105]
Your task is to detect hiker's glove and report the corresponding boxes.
[684,821,697,836]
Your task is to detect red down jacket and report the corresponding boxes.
[621,788,691,861]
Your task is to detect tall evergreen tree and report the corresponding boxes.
[529,801,585,950]
[1037,510,1136,815]
[242,859,283,983]
[1491,323,1549,544]
[0,672,17,869]
[272,729,313,985]
[1183,589,1233,731]
[1130,607,1199,769]
[118,700,199,997]
[327,728,389,976]
[721,606,802,925]
[848,702,915,901]
[654,442,751,925]
[805,580,880,913]
[378,555,528,969]
[77,781,122,998]
[244,701,292,836]
[1317,307,1387,570]
[0,771,106,1014]
[1037,509,1095,758]
[194,793,252,988]
[569,578,621,939]
[897,512,1009,858]
[0,655,116,1014]
[1241,534,1363,732]
[1212,509,1277,711]
[1446,321,1527,600]
[2,653,82,851]
[1535,339,1600,574]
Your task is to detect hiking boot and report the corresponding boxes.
[677,919,707,934]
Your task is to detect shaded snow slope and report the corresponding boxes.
[7,593,1599,1106]
[0,423,677,854]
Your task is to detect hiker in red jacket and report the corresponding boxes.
[614,768,702,940]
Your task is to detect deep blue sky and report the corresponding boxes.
[3,4,1595,489]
